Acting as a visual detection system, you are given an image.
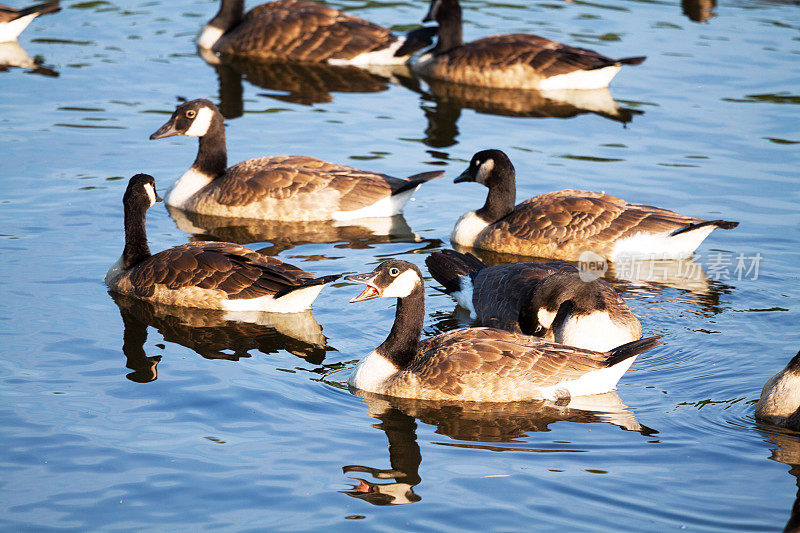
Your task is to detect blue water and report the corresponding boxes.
[2,0,799,530]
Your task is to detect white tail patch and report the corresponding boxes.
[332,186,418,220]
[538,65,621,91]
[610,225,717,260]
[0,13,37,42]
[452,276,476,317]
[328,39,409,66]
[165,167,215,210]
[349,350,398,392]
[222,283,327,313]
[197,25,224,50]
[451,211,490,247]
[539,356,637,400]
[555,311,637,352]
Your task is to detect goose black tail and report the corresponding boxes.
[605,336,662,367]
[425,249,486,294]
[670,219,739,237]
[394,26,439,57]
[617,56,646,66]
[275,274,340,298]
[393,170,445,195]
[17,2,61,18]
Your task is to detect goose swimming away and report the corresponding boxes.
[451,149,738,261]
[345,259,660,401]
[198,0,436,65]
[105,174,338,312]
[410,0,645,90]
[425,249,641,351]
[149,99,443,221]
[756,350,800,430]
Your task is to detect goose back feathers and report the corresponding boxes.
[346,260,660,401]
[425,249,641,351]
[0,2,59,42]
[106,174,338,312]
[150,99,443,221]
[200,0,423,65]
[415,0,645,89]
[452,149,738,261]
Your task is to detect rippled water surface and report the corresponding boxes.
[2,0,800,530]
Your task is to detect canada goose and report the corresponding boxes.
[451,149,739,261]
[345,259,660,401]
[198,0,436,65]
[0,2,59,42]
[425,249,641,351]
[755,351,800,429]
[105,174,339,312]
[150,99,443,221]
[413,0,645,90]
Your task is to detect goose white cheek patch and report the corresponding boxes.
[476,159,495,184]
[184,107,214,137]
[382,270,420,298]
[144,183,157,206]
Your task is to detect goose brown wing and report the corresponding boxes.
[494,190,703,243]
[214,156,407,211]
[446,35,621,77]
[218,0,396,61]
[410,328,608,396]
[129,241,314,299]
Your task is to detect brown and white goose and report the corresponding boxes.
[105,174,338,312]
[756,351,800,429]
[150,99,443,221]
[198,0,436,65]
[425,249,641,351]
[411,0,645,90]
[451,149,739,261]
[0,1,59,42]
[345,259,660,401]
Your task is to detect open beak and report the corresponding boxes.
[149,118,179,140]
[454,168,474,183]
[345,272,381,303]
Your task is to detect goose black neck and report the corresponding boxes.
[210,0,244,33]
[194,118,228,178]
[376,284,425,370]
[476,165,516,223]
[122,201,151,270]
[433,0,463,54]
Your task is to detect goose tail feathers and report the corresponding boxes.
[274,274,341,298]
[670,219,739,237]
[17,2,61,17]
[605,335,661,367]
[616,56,646,66]
[425,249,485,294]
[393,170,445,195]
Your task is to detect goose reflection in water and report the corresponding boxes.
[0,41,56,76]
[168,205,440,256]
[111,293,332,382]
[199,47,412,118]
[342,391,654,505]
[759,427,800,532]
[682,0,717,23]
[408,78,643,148]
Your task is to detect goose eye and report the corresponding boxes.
[186,110,196,119]
[389,267,400,277]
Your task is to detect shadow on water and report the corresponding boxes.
[759,427,800,532]
[167,205,441,255]
[341,391,655,505]
[110,293,333,382]
[403,77,643,148]
[0,41,57,76]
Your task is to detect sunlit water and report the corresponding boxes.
[2,0,799,530]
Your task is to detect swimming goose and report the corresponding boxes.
[413,0,645,90]
[451,149,739,261]
[149,99,443,221]
[425,249,641,351]
[0,2,59,42]
[755,351,800,429]
[345,259,660,401]
[105,174,338,312]
[198,0,435,65]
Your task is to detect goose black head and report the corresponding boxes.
[150,99,219,140]
[518,273,607,337]
[454,149,514,187]
[346,260,423,303]
[124,173,162,210]
[424,0,459,23]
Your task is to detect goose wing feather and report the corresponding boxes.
[129,241,314,299]
[217,0,396,61]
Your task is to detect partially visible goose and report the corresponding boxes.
[198,0,436,65]
[425,249,641,351]
[451,149,739,261]
[412,0,645,90]
[756,351,800,430]
[0,2,59,42]
[345,259,660,401]
[105,174,338,312]
[150,99,443,221]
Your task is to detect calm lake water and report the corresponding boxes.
[2,0,800,530]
